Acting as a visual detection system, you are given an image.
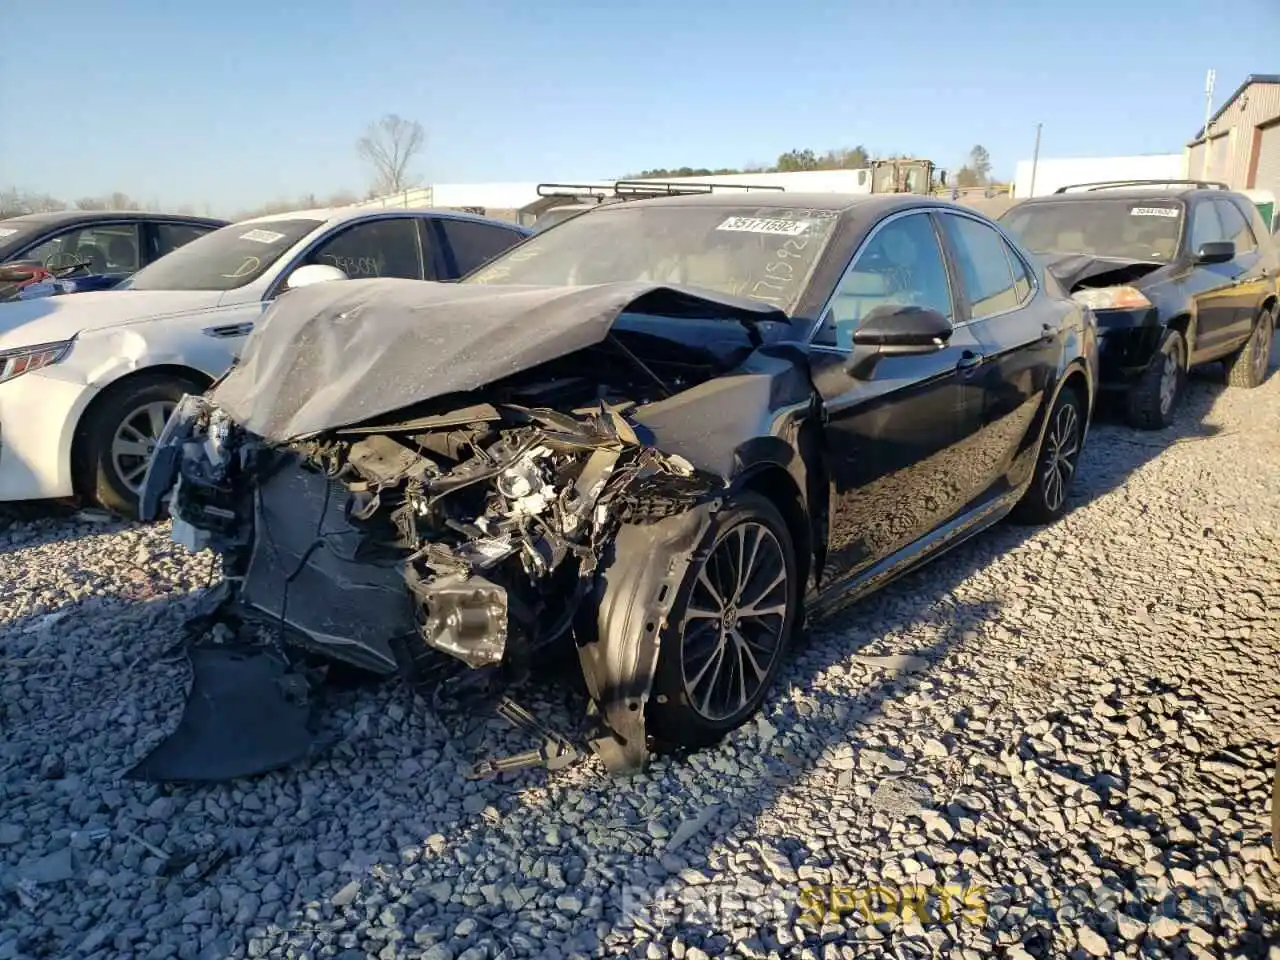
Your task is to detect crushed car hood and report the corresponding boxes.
[0,288,225,349]
[1036,252,1166,293]
[210,277,788,442]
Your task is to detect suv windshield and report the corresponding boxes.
[1000,199,1184,263]
[464,203,841,313]
[124,219,322,291]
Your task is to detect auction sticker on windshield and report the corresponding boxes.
[1129,207,1180,217]
[239,229,288,243]
[717,216,812,236]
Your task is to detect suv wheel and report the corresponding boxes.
[77,373,204,520]
[1126,329,1186,430]
[647,492,798,748]
[1224,304,1275,389]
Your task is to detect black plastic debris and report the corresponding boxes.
[127,646,312,782]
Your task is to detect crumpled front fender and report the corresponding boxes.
[576,501,718,774]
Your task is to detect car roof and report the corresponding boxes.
[235,206,531,231]
[1,210,227,227]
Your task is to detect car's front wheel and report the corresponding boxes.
[1223,303,1275,389]
[1126,328,1186,430]
[77,373,205,520]
[647,492,798,748]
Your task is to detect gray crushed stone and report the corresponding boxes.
[0,365,1278,959]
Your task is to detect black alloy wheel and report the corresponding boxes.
[1012,385,1085,524]
[648,492,798,747]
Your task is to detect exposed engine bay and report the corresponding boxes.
[1040,253,1165,294]
[139,278,795,781]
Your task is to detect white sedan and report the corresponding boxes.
[0,206,529,517]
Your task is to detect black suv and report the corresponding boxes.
[1000,180,1278,428]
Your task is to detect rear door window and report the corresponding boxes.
[305,217,423,280]
[436,219,527,277]
[938,214,1020,320]
[151,222,216,261]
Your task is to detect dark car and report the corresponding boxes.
[0,210,226,301]
[139,187,1097,780]
[1000,180,1278,429]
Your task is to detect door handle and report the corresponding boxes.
[956,350,984,374]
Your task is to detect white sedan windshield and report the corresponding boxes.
[125,219,322,291]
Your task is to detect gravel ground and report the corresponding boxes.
[1,363,1278,960]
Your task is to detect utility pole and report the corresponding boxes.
[1028,123,1042,198]
[1201,68,1216,179]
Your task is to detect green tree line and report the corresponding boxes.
[629,144,999,187]
[628,145,872,178]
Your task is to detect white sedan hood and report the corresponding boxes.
[0,290,226,350]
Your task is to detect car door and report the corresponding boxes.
[432,218,528,279]
[1214,197,1268,344]
[1183,198,1241,360]
[809,209,987,592]
[937,210,1056,496]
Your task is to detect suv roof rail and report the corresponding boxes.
[611,179,786,197]
[535,183,614,200]
[1053,179,1231,194]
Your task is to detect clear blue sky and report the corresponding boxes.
[2,0,1275,215]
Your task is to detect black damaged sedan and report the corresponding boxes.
[141,191,1098,778]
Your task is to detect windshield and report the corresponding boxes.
[1000,199,1184,262]
[124,218,322,291]
[464,203,842,313]
[0,219,52,261]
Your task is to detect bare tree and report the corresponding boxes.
[1,188,65,216]
[356,114,424,196]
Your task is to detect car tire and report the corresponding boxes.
[646,492,798,749]
[1125,328,1186,430]
[1223,303,1275,389]
[1011,383,1086,525]
[77,373,204,521]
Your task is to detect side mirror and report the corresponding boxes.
[938,170,948,186]
[847,305,952,378]
[285,263,348,290]
[1195,240,1235,264]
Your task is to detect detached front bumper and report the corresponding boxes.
[0,370,97,501]
[1094,307,1164,389]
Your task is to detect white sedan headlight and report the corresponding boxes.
[0,339,74,386]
